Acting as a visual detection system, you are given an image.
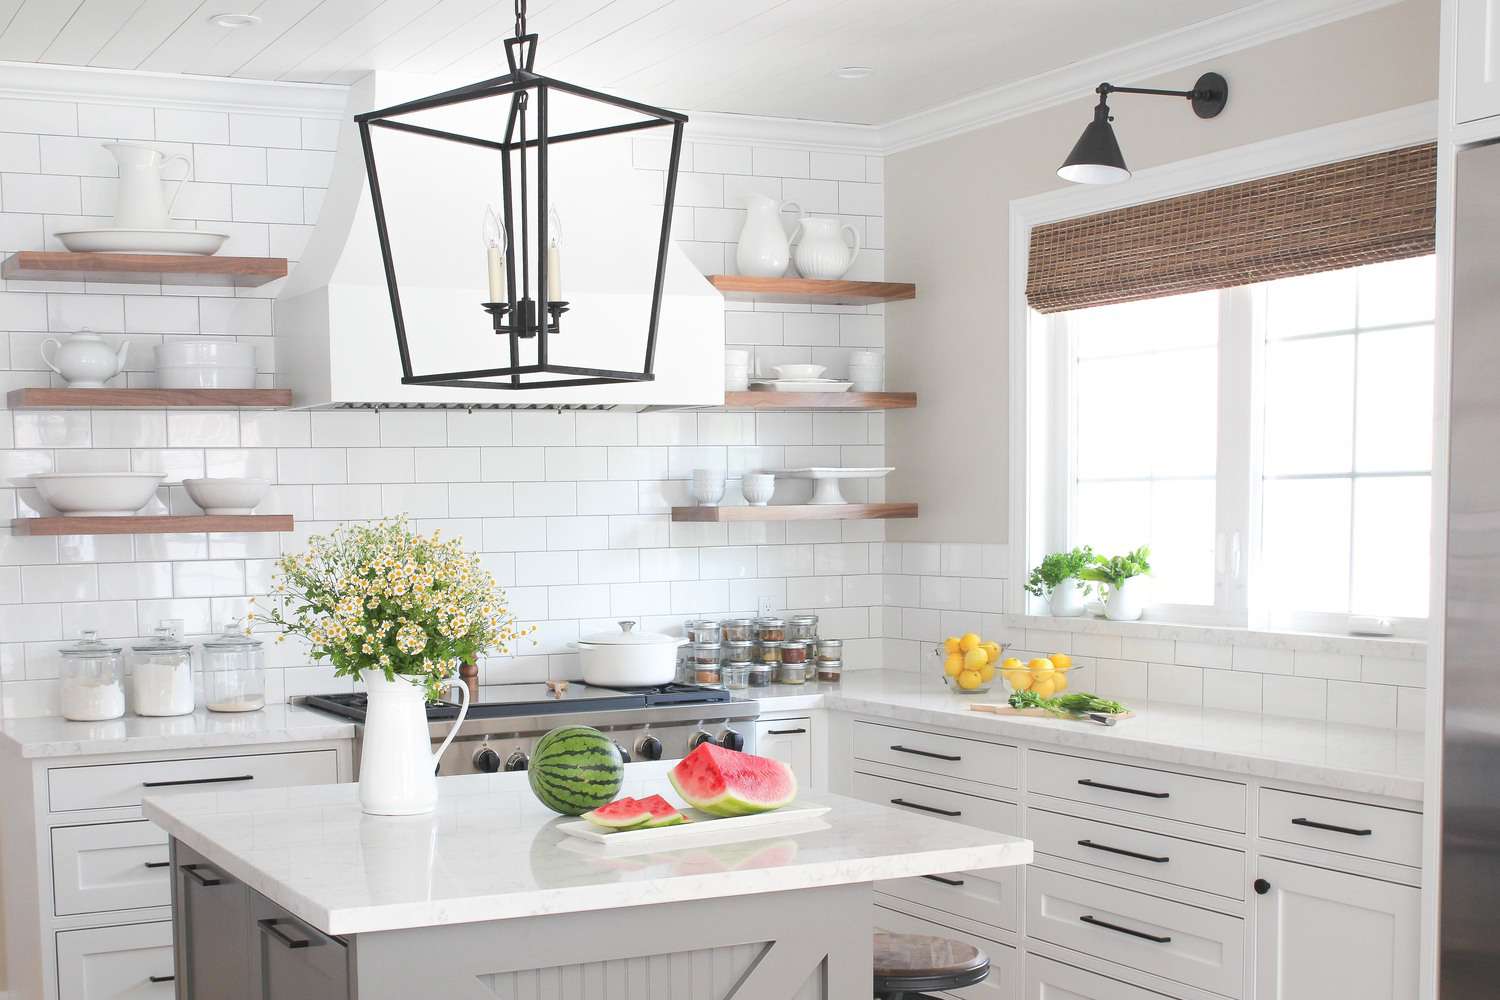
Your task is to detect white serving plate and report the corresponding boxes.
[768,466,895,504]
[56,229,228,255]
[749,378,853,393]
[557,804,831,854]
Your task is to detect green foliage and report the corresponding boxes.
[1024,546,1096,597]
[1079,546,1152,589]
[1007,689,1128,716]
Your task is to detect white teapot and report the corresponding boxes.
[40,330,129,388]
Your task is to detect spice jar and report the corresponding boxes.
[787,614,819,641]
[748,664,773,688]
[692,642,723,684]
[755,641,782,666]
[720,617,754,643]
[721,664,751,690]
[201,620,266,713]
[781,640,809,666]
[777,660,808,685]
[816,638,844,661]
[723,639,754,663]
[131,625,195,717]
[816,659,843,683]
[59,630,125,721]
[685,618,720,644]
[753,616,785,642]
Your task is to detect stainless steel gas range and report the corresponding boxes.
[303,682,762,777]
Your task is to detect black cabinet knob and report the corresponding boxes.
[613,741,632,764]
[1254,878,1271,895]
[473,747,502,773]
[636,735,663,761]
[504,751,529,772]
[717,729,745,752]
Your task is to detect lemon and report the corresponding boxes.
[1031,675,1058,699]
[964,647,989,672]
[1049,652,1072,671]
[1052,671,1069,693]
[943,636,961,654]
[979,660,997,682]
[980,641,1001,663]
[943,652,965,677]
[1004,668,1033,691]
[1000,656,1024,672]
[957,669,983,691]
[959,632,981,653]
[1028,657,1056,677]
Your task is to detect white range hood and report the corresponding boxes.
[275,72,724,410]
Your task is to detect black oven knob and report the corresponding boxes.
[636,735,663,761]
[473,747,502,773]
[717,729,745,752]
[689,730,714,750]
[613,741,632,764]
[504,751,529,772]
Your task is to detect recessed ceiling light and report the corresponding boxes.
[208,12,261,28]
[835,66,874,80]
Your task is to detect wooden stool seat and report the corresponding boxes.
[872,931,990,998]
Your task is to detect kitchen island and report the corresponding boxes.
[144,761,1031,1000]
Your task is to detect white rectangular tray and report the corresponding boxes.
[556,805,831,854]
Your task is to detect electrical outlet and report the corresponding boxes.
[757,596,778,616]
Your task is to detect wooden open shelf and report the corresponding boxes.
[2,252,288,287]
[7,387,291,410]
[11,515,294,536]
[707,275,915,305]
[724,391,915,410]
[671,503,917,522]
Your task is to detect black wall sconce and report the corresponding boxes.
[1058,72,1228,184]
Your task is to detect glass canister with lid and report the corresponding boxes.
[786,614,819,642]
[752,616,785,643]
[131,624,195,717]
[59,630,126,721]
[202,620,266,713]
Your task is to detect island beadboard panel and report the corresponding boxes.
[0,79,888,718]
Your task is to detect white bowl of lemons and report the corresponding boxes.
[937,633,1007,693]
[999,652,1075,699]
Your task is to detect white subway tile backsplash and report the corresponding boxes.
[1203,670,1263,713]
[192,144,266,183]
[1148,662,1203,706]
[266,147,334,186]
[1326,680,1398,727]
[1262,675,1328,721]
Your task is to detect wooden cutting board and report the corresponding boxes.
[968,703,1135,722]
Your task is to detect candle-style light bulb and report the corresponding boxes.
[546,202,562,302]
[483,206,506,303]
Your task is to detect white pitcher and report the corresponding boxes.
[792,216,861,280]
[735,194,801,278]
[358,671,470,816]
[102,143,192,230]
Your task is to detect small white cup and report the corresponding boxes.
[725,364,750,391]
[742,473,775,506]
[691,468,726,506]
[848,364,883,391]
[725,349,750,365]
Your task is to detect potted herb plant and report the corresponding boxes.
[1080,546,1152,621]
[1024,546,1095,617]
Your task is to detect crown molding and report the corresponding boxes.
[0,61,347,118]
[684,110,884,154]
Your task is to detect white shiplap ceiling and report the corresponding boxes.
[0,0,1325,124]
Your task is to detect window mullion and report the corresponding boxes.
[1217,286,1255,626]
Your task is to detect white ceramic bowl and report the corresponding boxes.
[155,340,256,368]
[772,364,827,380]
[25,472,164,516]
[742,473,776,506]
[156,365,257,389]
[183,477,269,514]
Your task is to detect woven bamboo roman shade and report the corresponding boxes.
[1025,143,1436,314]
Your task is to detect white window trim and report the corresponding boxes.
[1006,101,1438,630]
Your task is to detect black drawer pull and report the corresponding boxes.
[1078,778,1169,799]
[1078,839,1170,864]
[1080,914,1172,944]
[767,728,807,735]
[182,864,222,887]
[142,774,254,789]
[143,861,170,870]
[259,918,312,950]
[148,975,175,983]
[922,874,966,887]
[890,797,962,817]
[890,744,962,762]
[1291,817,1372,837]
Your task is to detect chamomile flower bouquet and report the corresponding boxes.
[254,517,527,702]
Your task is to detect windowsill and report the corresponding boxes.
[999,612,1425,659]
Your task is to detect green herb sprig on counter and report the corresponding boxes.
[1007,690,1128,716]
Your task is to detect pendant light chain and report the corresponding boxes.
[514,0,528,39]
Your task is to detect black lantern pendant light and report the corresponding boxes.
[355,0,686,390]
[1058,72,1228,185]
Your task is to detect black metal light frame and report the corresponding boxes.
[354,2,686,391]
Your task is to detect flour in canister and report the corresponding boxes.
[133,658,195,716]
[60,677,125,721]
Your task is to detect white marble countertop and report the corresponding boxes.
[750,671,1426,802]
[0,705,356,759]
[143,762,1032,936]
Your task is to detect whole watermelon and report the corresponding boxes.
[528,725,625,816]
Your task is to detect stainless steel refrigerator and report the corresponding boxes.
[1441,139,1500,996]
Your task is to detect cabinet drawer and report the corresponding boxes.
[48,749,339,813]
[1257,788,1421,867]
[56,921,176,1000]
[1027,807,1246,900]
[754,718,813,789]
[1025,953,1178,1000]
[854,721,1019,790]
[52,821,172,916]
[877,864,1022,934]
[1026,867,1244,998]
[874,904,1018,1000]
[1027,750,1246,833]
[853,771,1020,835]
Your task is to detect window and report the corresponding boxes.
[1030,255,1435,633]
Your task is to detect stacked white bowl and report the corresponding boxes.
[154,340,257,389]
[848,350,884,391]
[724,349,750,391]
[691,468,726,506]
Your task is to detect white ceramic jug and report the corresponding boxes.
[40,330,129,388]
[792,216,861,280]
[735,194,802,278]
[358,671,470,816]
[102,143,191,230]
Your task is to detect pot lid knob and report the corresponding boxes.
[618,620,637,633]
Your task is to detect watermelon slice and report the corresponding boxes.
[668,743,797,818]
[581,796,653,829]
[635,794,688,828]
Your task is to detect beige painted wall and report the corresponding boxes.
[884,0,1439,543]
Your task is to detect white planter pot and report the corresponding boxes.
[1048,578,1087,617]
[1103,576,1147,621]
[358,671,469,816]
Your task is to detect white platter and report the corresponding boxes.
[768,466,895,504]
[56,229,229,255]
[749,379,853,393]
[556,804,831,854]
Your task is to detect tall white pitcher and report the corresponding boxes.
[102,143,192,230]
[735,194,802,278]
[358,671,470,816]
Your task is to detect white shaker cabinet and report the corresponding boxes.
[1455,0,1500,125]
[753,717,813,789]
[1253,857,1420,1000]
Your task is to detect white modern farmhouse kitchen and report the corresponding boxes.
[0,0,1490,998]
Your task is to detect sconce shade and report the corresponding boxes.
[1058,107,1130,185]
